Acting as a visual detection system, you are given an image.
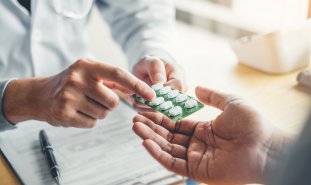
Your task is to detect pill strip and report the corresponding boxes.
[135,83,204,121]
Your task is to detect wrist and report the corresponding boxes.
[3,78,48,124]
[261,129,294,184]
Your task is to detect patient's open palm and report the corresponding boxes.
[133,87,274,185]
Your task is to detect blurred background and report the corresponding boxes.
[175,0,309,38]
[87,0,310,68]
[87,0,311,134]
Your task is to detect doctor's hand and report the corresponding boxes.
[133,86,289,185]
[3,59,155,128]
[132,56,188,111]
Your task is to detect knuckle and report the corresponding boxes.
[169,157,177,170]
[134,80,144,94]
[65,73,81,88]
[59,110,70,121]
[69,58,91,72]
[74,58,88,67]
[53,108,71,123]
[150,58,163,66]
[56,91,71,103]
[150,60,164,71]
[112,67,125,80]
[167,143,174,154]
[167,132,174,142]
[150,58,160,65]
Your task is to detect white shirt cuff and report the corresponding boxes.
[0,79,17,131]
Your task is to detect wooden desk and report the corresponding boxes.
[1,22,310,185]
[0,151,21,185]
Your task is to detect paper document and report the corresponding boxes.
[0,102,183,185]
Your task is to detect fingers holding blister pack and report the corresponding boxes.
[135,83,204,121]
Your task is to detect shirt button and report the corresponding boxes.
[31,29,42,42]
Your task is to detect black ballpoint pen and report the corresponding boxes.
[39,130,61,185]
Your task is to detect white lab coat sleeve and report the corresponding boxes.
[0,79,16,131]
[96,0,176,70]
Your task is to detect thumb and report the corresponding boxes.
[146,56,167,84]
[195,86,239,111]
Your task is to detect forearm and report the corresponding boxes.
[3,78,48,124]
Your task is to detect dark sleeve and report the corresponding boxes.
[271,115,311,185]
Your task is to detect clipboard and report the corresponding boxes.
[0,101,184,185]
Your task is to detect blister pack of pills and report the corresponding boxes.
[135,83,204,121]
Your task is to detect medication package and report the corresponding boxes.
[135,83,204,121]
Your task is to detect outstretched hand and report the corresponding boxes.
[133,86,283,185]
[4,59,155,128]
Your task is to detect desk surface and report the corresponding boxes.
[0,151,21,185]
[174,23,311,134]
[1,22,310,185]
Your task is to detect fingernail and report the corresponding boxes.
[141,84,156,101]
[147,90,156,101]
